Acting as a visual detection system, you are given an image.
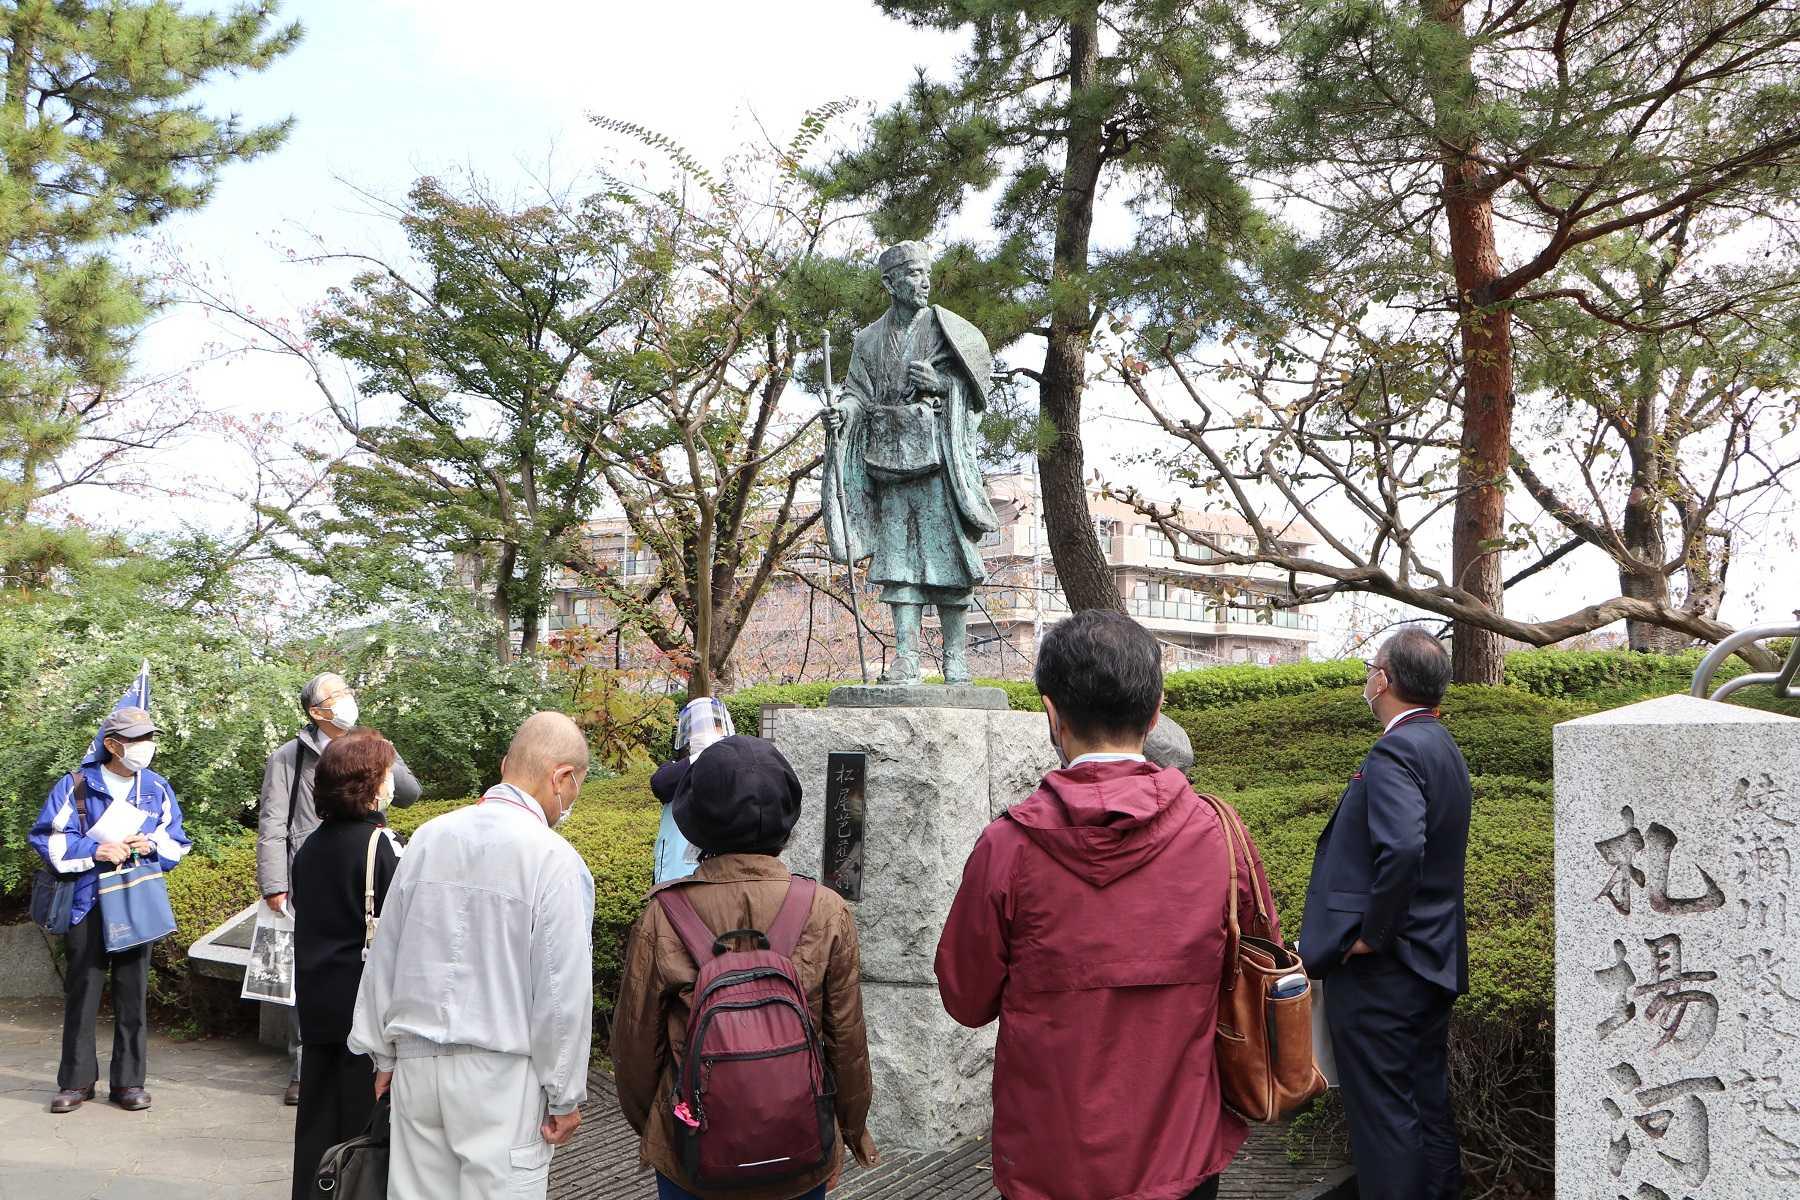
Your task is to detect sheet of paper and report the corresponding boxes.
[88,795,149,846]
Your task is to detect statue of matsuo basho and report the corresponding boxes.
[823,241,997,685]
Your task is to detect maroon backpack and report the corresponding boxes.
[655,876,836,1188]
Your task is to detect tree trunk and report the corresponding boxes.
[1619,480,1685,652]
[1430,1,1512,685]
[1037,13,1123,616]
[689,510,716,698]
[493,544,517,664]
[1682,528,1731,625]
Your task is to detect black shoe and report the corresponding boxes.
[50,1086,94,1114]
[109,1087,151,1112]
[283,1080,301,1106]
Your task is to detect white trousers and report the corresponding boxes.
[389,1047,553,1200]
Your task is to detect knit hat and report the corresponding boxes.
[671,735,803,855]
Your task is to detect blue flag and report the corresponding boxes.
[84,660,152,764]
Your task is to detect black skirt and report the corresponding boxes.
[291,1041,376,1200]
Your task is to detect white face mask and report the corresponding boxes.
[552,771,577,829]
[119,741,156,773]
[1363,668,1384,717]
[328,694,359,729]
[1046,712,1070,768]
[376,771,395,812]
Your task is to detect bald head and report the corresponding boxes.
[501,711,590,824]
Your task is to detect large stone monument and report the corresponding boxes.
[778,242,1060,1150]
[1555,693,1800,1197]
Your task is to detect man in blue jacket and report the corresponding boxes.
[28,706,191,1114]
[1298,628,1471,1200]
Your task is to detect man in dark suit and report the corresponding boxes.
[1299,627,1471,1200]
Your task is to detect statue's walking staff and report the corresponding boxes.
[823,331,872,684]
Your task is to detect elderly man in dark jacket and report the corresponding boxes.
[258,671,419,1103]
[936,610,1277,1200]
[1299,627,1471,1200]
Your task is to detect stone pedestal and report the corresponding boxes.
[1554,694,1800,1198]
[772,697,1058,1151]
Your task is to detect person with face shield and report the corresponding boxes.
[349,712,596,1200]
[288,728,404,1199]
[258,671,422,1103]
[28,705,191,1115]
[649,697,736,883]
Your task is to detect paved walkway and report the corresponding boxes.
[556,1073,1351,1200]
[1,999,1348,1199]
[0,999,295,1199]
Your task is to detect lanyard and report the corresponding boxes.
[478,784,546,825]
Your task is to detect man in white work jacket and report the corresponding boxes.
[349,711,595,1199]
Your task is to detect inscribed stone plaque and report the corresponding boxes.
[1555,693,1800,1198]
[823,751,868,903]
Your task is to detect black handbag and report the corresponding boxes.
[29,775,89,935]
[314,1094,389,1198]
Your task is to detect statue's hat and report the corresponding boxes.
[877,240,930,273]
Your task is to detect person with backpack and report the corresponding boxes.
[611,735,880,1200]
[28,705,192,1115]
[257,671,420,1104]
[935,610,1280,1200]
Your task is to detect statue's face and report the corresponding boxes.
[883,261,931,308]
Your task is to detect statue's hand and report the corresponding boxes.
[823,401,847,432]
[907,360,944,397]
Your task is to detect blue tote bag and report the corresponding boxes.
[97,855,177,953]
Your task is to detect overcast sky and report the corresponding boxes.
[87,0,1798,652]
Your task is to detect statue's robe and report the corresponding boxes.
[823,304,998,606]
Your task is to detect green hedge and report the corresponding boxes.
[716,645,1800,724]
[160,771,662,1035]
[0,593,309,895]
[1180,685,1581,793]
[1163,659,1367,709]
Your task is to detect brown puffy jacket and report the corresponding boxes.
[611,854,876,1199]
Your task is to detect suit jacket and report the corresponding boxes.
[1298,710,1471,993]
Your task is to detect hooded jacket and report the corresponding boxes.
[936,759,1280,1200]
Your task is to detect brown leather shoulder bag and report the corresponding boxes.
[1198,792,1329,1123]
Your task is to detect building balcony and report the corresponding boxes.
[1123,595,1320,642]
[1106,534,1300,584]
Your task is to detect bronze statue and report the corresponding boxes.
[823,241,997,685]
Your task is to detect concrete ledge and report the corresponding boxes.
[187,902,287,1049]
[0,922,62,999]
[187,901,258,981]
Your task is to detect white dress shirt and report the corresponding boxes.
[348,783,596,1114]
[1384,707,1431,735]
[1066,752,1149,768]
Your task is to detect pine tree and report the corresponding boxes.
[1255,0,1800,680]
[831,1,1276,614]
[0,1,300,585]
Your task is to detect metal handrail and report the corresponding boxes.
[1690,617,1800,702]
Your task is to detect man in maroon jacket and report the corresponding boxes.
[936,610,1277,1200]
